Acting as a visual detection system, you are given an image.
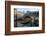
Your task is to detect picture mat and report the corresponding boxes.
[11,5,42,31]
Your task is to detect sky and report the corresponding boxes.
[15,8,39,13]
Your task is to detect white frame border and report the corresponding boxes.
[11,5,42,32]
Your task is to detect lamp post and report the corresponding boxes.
[14,8,17,27]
